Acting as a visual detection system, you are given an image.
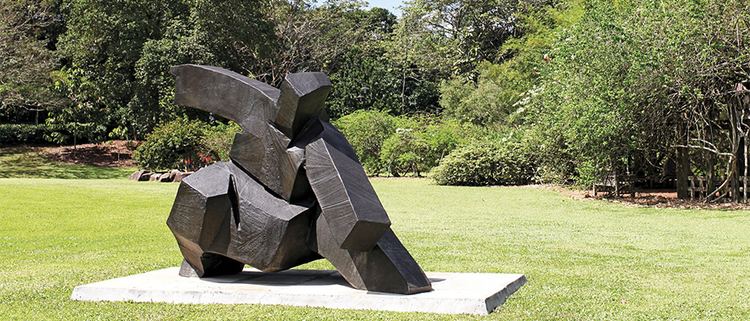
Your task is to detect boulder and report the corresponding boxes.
[159,172,173,182]
[129,170,142,180]
[173,171,191,183]
[129,170,152,181]
[138,172,153,182]
[169,169,180,181]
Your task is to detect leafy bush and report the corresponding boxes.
[202,122,241,161]
[380,118,466,177]
[420,119,464,169]
[133,118,212,171]
[432,137,536,186]
[0,124,59,145]
[335,111,472,177]
[380,128,429,176]
[334,110,397,175]
[440,62,525,126]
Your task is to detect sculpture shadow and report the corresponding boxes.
[200,269,350,287]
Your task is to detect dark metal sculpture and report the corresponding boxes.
[167,64,432,294]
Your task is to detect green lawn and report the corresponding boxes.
[0,147,135,179]
[1,177,749,320]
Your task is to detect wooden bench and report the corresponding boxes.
[593,174,634,197]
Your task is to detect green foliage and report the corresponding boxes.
[57,0,175,137]
[381,118,466,176]
[202,122,241,161]
[327,48,402,117]
[334,111,467,176]
[56,0,277,139]
[526,1,641,184]
[334,110,397,174]
[419,119,465,168]
[433,135,536,186]
[519,0,750,187]
[133,118,211,171]
[14,0,750,194]
[440,62,528,125]
[380,128,429,176]
[439,1,581,126]
[0,124,59,145]
[435,0,750,189]
[392,0,555,76]
[0,0,67,119]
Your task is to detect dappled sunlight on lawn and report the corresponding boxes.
[0,148,134,179]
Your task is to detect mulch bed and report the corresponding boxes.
[39,140,138,167]
[546,185,750,210]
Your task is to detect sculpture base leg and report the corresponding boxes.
[312,215,432,294]
[179,259,199,277]
[178,252,244,278]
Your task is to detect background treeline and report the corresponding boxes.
[3,0,750,191]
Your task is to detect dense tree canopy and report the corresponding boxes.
[0,0,65,122]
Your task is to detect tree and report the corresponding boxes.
[514,0,750,201]
[0,0,67,124]
[394,0,555,77]
[327,47,403,117]
[261,0,384,84]
[438,0,580,126]
[55,0,278,140]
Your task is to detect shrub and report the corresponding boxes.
[0,124,58,145]
[380,128,429,176]
[202,121,241,161]
[133,118,212,171]
[334,110,397,175]
[380,118,466,177]
[432,138,536,186]
[420,119,464,169]
[335,111,473,176]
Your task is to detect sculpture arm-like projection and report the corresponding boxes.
[305,132,391,251]
[170,64,280,133]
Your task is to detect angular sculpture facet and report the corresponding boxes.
[167,64,432,294]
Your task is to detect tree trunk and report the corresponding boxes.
[706,152,715,199]
[676,147,690,199]
[730,103,741,202]
[744,137,748,203]
[614,171,620,198]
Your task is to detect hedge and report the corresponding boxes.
[0,124,60,145]
[432,140,536,186]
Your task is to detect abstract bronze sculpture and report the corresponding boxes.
[166,64,432,294]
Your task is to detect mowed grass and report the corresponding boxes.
[1,177,749,320]
[0,147,135,179]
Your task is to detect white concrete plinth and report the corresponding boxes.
[71,268,526,315]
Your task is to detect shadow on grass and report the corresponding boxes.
[0,147,134,179]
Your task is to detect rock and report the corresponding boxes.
[129,170,142,180]
[129,170,152,181]
[159,172,173,183]
[150,173,162,182]
[173,172,184,183]
[169,169,180,181]
[139,172,153,182]
[174,171,193,183]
